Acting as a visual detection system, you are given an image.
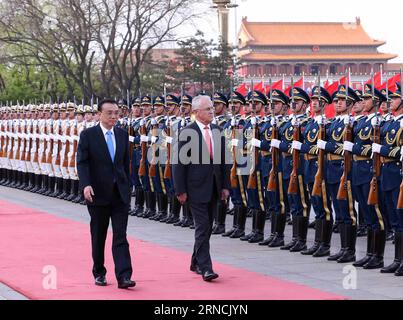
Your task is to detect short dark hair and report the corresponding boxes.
[98,99,118,112]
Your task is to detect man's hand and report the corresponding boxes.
[177,193,187,205]
[84,186,95,203]
[221,189,230,201]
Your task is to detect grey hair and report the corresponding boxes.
[192,95,212,111]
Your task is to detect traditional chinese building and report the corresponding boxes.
[237,17,397,77]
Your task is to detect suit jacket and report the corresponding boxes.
[172,121,231,203]
[77,124,131,206]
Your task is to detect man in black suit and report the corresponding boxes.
[173,95,230,281]
[77,99,135,289]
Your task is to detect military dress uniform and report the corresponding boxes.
[256,89,290,247]
[351,85,387,269]
[275,87,311,252]
[297,86,334,257]
[373,84,403,275]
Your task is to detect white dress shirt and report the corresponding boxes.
[99,122,116,154]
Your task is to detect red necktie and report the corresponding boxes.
[204,125,213,159]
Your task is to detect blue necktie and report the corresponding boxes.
[106,131,115,161]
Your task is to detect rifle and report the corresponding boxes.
[247,80,259,190]
[0,112,4,158]
[62,112,71,169]
[397,67,403,209]
[288,78,300,194]
[312,74,325,197]
[20,112,27,162]
[55,118,62,166]
[148,92,158,178]
[267,78,278,192]
[46,118,54,164]
[33,118,40,163]
[138,90,147,178]
[127,90,135,176]
[230,79,239,188]
[368,71,381,205]
[25,118,32,163]
[337,69,353,200]
[164,84,172,180]
[68,119,78,169]
[15,116,21,162]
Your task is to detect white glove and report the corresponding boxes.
[372,143,382,154]
[60,136,66,143]
[250,117,257,126]
[270,118,277,126]
[401,146,403,161]
[166,136,173,144]
[371,117,380,127]
[231,139,239,147]
[317,139,327,150]
[271,138,281,149]
[343,141,354,152]
[292,140,302,151]
[343,115,351,126]
[151,118,157,125]
[151,136,158,144]
[291,117,298,126]
[400,119,403,129]
[140,135,149,143]
[251,138,261,148]
[128,136,134,143]
[231,118,236,127]
[140,119,145,126]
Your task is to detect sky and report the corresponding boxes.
[178,0,403,63]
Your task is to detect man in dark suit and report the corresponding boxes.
[173,95,230,281]
[77,99,135,289]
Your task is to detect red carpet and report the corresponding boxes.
[0,200,346,300]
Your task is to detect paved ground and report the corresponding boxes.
[0,185,402,300]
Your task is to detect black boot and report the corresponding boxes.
[328,224,346,261]
[66,180,77,201]
[143,192,156,218]
[248,210,265,243]
[290,216,308,252]
[14,171,22,189]
[166,196,181,224]
[313,219,333,257]
[269,214,287,247]
[31,174,41,193]
[153,193,168,220]
[259,211,277,246]
[240,209,257,241]
[4,169,12,187]
[44,176,56,196]
[395,233,403,276]
[363,229,385,269]
[301,219,322,255]
[381,232,402,273]
[56,179,66,199]
[9,170,18,188]
[337,224,357,263]
[173,200,186,226]
[281,216,298,250]
[222,205,240,237]
[229,206,247,238]
[62,179,72,200]
[353,228,374,267]
[187,206,195,229]
[212,200,227,235]
[39,175,49,194]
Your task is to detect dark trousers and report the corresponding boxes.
[189,187,218,273]
[87,185,132,281]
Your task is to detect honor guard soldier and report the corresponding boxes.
[373,83,403,275]
[173,93,195,228]
[213,90,245,235]
[130,97,145,216]
[161,94,183,225]
[222,92,253,239]
[349,84,387,269]
[147,95,169,222]
[65,102,79,201]
[298,86,334,257]
[138,95,156,218]
[271,87,311,252]
[318,85,360,263]
[251,89,289,247]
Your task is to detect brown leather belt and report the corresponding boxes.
[353,155,371,161]
[305,154,318,161]
[381,157,400,164]
[327,154,343,161]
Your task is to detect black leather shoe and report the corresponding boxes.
[202,270,219,282]
[118,278,136,289]
[95,276,107,286]
[190,264,202,275]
